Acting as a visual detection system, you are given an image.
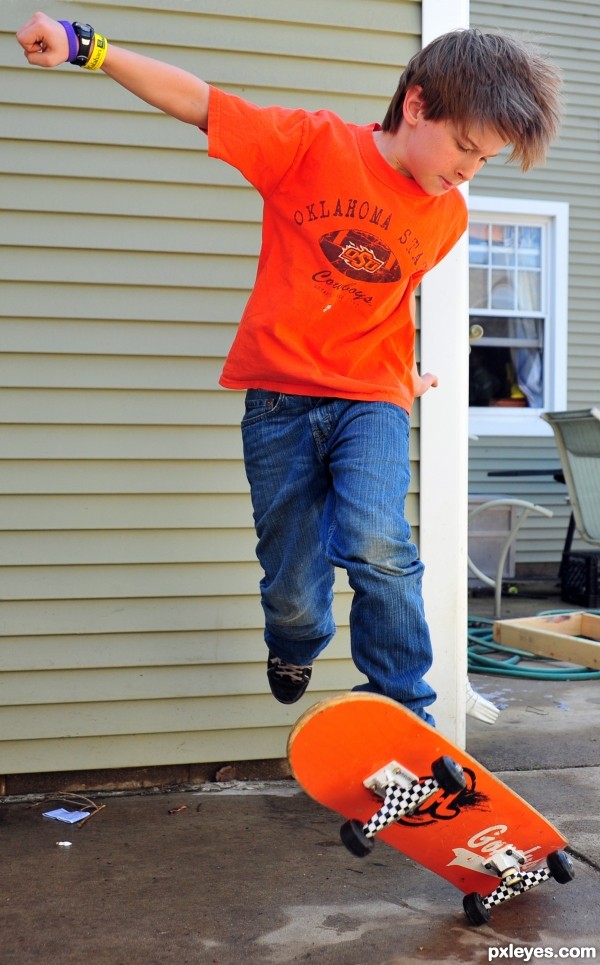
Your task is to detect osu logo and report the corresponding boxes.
[397,768,490,828]
[319,229,402,283]
[339,244,383,273]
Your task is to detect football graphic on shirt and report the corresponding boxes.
[319,228,402,283]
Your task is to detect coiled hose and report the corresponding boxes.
[467,610,600,680]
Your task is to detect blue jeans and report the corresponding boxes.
[241,391,436,725]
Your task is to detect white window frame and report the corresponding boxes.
[468,196,569,437]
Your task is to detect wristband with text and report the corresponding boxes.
[83,34,109,71]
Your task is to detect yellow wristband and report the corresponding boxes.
[83,34,108,71]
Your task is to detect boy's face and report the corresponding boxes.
[378,87,508,196]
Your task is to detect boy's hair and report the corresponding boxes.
[382,29,562,171]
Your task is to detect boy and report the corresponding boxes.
[17,14,562,724]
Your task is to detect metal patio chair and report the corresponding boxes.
[467,498,553,619]
[542,408,600,603]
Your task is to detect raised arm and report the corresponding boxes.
[16,12,210,128]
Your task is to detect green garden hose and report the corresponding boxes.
[467,610,600,680]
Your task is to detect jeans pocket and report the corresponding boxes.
[241,389,283,427]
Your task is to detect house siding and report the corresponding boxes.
[0,0,422,774]
[469,0,600,565]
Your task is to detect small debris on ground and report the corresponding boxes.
[215,765,237,782]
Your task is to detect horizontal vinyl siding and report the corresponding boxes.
[469,0,600,568]
[0,0,421,774]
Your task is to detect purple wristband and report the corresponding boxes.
[58,20,79,64]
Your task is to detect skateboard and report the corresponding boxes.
[288,693,574,925]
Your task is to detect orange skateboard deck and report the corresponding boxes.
[288,693,573,924]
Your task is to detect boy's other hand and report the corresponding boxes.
[16,12,69,67]
[413,371,439,397]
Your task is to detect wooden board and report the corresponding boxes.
[494,612,600,670]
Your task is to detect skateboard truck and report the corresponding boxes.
[363,760,419,796]
[483,845,526,890]
[340,755,467,858]
[463,849,575,926]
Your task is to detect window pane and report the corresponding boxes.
[470,247,488,265]
[470,316,543,344]
[469,222,488,243]
[518,271,541,311]
[517,252,540,268]
[491,224,515,263]
[470,222,488,239]
[508,317,543,346]
[517,227,541,269]
[471,316,507,339]
[469,346,529,406]
[469,222,489,265]
[469,268,488,309]
[491,250,513,266]
[491,270,515,310]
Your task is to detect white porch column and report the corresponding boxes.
[419,0,470,744]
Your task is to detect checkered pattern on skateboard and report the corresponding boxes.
[482,868,551,909]
[363,777,439,837]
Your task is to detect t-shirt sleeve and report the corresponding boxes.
[421,195,468,283]
[206,86,308,196]
[408,197,467,294]
[437,194,468,263]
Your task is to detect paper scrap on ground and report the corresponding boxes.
[43,808,90,824]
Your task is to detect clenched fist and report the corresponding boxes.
[16,12,69,68]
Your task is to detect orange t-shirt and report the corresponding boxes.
[207,87,467,411]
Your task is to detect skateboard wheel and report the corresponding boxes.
[463,892,491,926]
[547,849,575,884]
[340,819,374,857]
[431,755,467,794]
